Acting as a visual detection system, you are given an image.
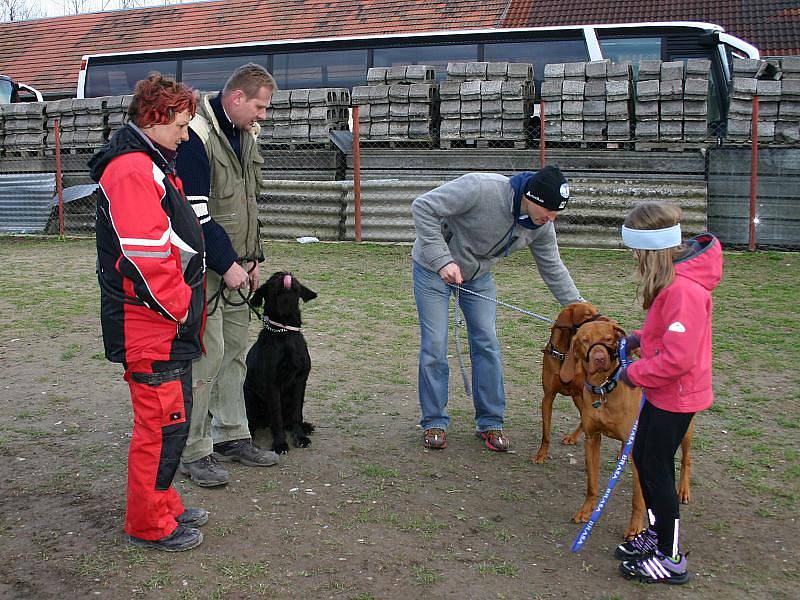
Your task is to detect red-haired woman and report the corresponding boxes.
[90,74,207,551]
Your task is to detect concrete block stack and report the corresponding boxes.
[263,88,350,145]
[439,61,534,146]
[45,98,107,151]
[105,95,132,138]
[658,61,685,142]
[541,62,588,141]
[727,59,768,142]
[540,63,564,140]
[561,62,586,141]
[1,102,46,153]
[606,61,634,141]
[583,60,609,141]
[777,57,800,143]
[634,60,661,141]
[683,59,711,141]
[352,65,438,143]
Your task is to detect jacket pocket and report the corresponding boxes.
[250,151,269,194]
[211,153,236,199]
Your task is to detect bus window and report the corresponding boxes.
[182,55,269,92]
[597,37,662,78]
[484,39,588,83]
[272,49,367,89]
[373,44,478,81]
[0,77,13,103]
[85,60,177,97]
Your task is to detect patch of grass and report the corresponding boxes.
[256,479,279,493]
[498,489,527,502]
[475,559,519,577]
[61,343,81,360]
[217,561,269,579]
[410,564,442,585]
[361,464,400,479]
[74,552,118,579]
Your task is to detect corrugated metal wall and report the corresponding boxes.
[708,147,800,248]
[0,172,56,233]
[258,175,706,248]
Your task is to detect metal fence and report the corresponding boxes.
[0,57,798,251]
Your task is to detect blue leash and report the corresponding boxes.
[571,337,646,553]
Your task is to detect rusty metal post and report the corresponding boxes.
[748,97,759,251]
[352,105,362,242]
[539,99,546,168]
[54,117,65,238]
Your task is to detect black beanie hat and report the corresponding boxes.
[524,165,570,211]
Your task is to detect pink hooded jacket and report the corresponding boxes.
[627,234,723,413]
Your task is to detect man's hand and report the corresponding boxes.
[222,262,249,289]
[438,262,463,285]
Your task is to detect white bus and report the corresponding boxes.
[77,21,758,122]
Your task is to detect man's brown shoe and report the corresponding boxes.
[423,428,447,449]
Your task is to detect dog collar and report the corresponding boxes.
[262,316,301,333]
[544,344,567,361]
[585,364,622,408]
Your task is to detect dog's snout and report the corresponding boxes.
[590,345,609,369]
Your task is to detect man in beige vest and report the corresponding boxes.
[176,63,278,487]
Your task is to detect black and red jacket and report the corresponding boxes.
[90,124,206,364]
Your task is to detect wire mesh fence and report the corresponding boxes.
[0,57,798,250]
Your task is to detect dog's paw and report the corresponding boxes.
[301,422,315,434]
[530,447,549,464]
[272,442,290,454]
[294,435,312,448]
[561,434,579,445]
[572,500,595,523]
[677,484,691,504]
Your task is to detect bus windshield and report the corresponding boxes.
[0,78,14,104]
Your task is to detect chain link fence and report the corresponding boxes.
[0,58,798,250]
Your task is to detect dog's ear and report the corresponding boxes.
[555,303,576,327]
[298,283,317,303]
[560,334,583,384]
[251,283,268,308]
[613,324,627,341]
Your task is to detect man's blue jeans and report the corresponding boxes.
[412,261,506,432]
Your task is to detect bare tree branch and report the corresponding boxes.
[0,0,42,22]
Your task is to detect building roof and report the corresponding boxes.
[503,0,800,56]
[1,0,798,98]
[0,1,509,97]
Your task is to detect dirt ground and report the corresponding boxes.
[0,237,797,599]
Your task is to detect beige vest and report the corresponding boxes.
[190,92,265,261]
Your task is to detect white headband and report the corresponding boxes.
[621,224,682,250]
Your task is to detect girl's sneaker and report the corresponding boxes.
[614,527,658,559]
[619,550,691,585]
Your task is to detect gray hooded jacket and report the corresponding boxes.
[411,172,582,306]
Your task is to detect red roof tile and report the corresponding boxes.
[1,1,798,98]
[502,1,800,57]
[0,0,509,97]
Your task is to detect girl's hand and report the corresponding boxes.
[623,333,640,350]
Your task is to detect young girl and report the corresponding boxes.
[615,201,722,585]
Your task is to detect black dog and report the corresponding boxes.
[244,271,317,454]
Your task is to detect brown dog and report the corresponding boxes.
[531,302,603,463]
[560,319,694,539]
